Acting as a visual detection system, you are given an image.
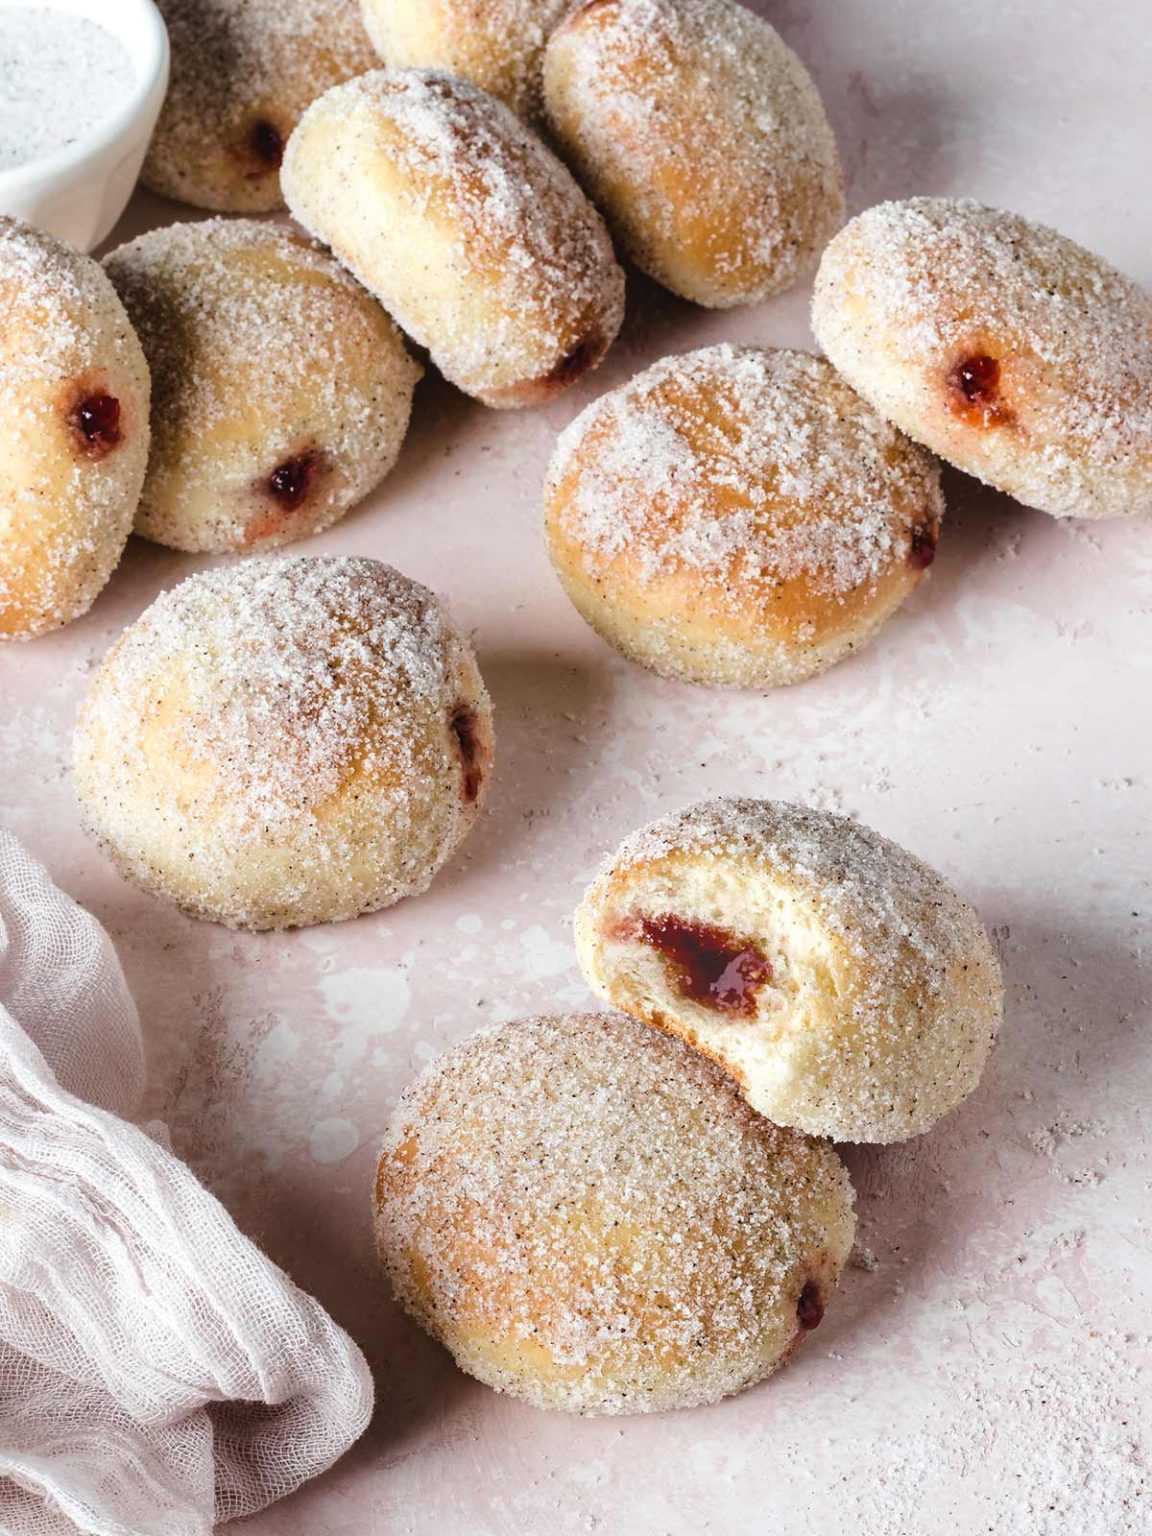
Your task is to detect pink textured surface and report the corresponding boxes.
[2,0,1150,1530]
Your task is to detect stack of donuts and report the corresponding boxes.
[3,0,1149,1416]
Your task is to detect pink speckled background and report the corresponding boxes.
[2,0,1150,1530]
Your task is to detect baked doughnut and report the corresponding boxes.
[376,1011,855,1414]
[0,219,150,642]
[542,0,843,308]
[144,0,377,212]
[575,800,1002,1143]
[74,556,492,930]
[545,345,944,689]
[281,69,625,407]
[360,0,572,119]
[811,198,1152,521]
[104,220,421,553]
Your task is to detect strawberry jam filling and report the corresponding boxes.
[625,913,771,1017]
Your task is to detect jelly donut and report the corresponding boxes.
[282,69,625,407]
[545,345,944,689]
[376,1011,855,1414]
[0,219,150,642]
[542,0,843,308]
[74,557,493,930]
[360,0,572,119]
[104,220,421,554]
[811,199,1152,521]
[144,0,377,212]
[575,800,1002,1143]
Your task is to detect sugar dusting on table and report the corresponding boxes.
[0,7,135,171]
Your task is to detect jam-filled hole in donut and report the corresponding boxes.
[908,523,938,570]
[947,353,1013,428]
[66,379,124,461]
[796,1279,825,1331]
[450,706,486,805]
[618,913,772,1018]
[245,118,285,174]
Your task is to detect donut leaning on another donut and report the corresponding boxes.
[360,0,573,120]
[0,219,150,641]
[811,198,1152,520]
[544,345,944,688]
[375,1010,855,1414]
[575,799,1003,1144]
[74,556,493,930]
[144,0,378,212]
[281,69,626,407]
[542,0,843,308]
[104,220,422,554]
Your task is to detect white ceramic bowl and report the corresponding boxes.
[0,0,169,252]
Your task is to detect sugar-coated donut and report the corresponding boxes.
[542,0,843,308]
[811,198,1152,521]
[144,0,378,212]
[104,220,421,554]
[282,69,625,407]
[74,556,493,930]
[360,0,572,119]
[575,800,1002,1143]
[545,345,944,689]
[0,219,150,642]
[376,1011,855,1414]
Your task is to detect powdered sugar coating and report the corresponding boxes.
[104,220,421,553]
[811,198,1152,520]
[360,0,572,119]
[543,0,843,308]
[282,69,625,407]
[0,218,150,641]
[74,556,492,930]
[545,345,943,688]
[144,0,377,212]
[376,1010,855,1415]
[575,799,1003,1142]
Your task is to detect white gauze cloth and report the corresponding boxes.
[0,832,373,1536]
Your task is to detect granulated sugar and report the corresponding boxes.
[0,8,135,170]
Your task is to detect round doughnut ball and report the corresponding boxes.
[144,0,377,213]
[360,0,572,120]
[575,800,1003,1144]
[811,198,1152,521]
[545,345,944,689]
[376,1011,855,1414]
[282,69,625,408]
[104,220,421,554]
[542,0,843,308]
[0,219,150,642]
[74,556,493,930]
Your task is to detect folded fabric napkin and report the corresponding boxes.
[0,831,373,1536]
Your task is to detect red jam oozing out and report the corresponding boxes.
[629,914,771,1017]
[796,1280,825,1331]
[70,392,122,459]
[266,451,320,512]
[248,119,284,170]
[908,524,937,569]
[450,706,485,804]
[546,338,595,388]
[948,353,1010,427]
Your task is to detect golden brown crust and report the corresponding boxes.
[544,345,943,689]
[812,198,1152,520]
[0,220,150,641]
[375,1012,854,1414]
[144,0,378,212]
[543,0,842,307]
[74,557,493,929]
[282,69,625,407]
